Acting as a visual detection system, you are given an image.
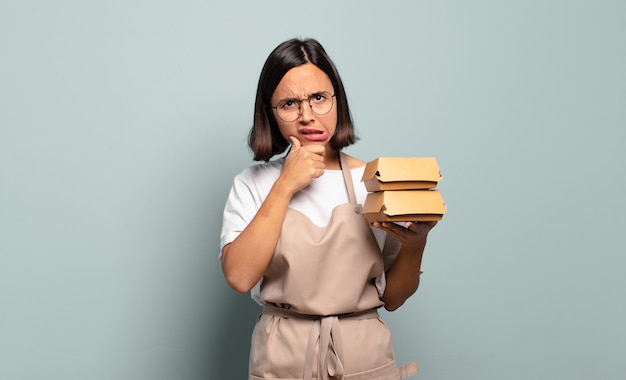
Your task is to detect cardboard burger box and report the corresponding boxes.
[360,157,447,223]
[361,157,442,192]
[361,189,447,223]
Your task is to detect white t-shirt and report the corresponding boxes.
[220,157,401,302]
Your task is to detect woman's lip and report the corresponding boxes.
[300,129,329,141]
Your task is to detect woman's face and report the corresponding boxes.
[270,63,337,148]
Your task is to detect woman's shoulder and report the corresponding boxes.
[236,158,284,184]
[342,153,367,170]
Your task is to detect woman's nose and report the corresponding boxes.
[298,101,314,122]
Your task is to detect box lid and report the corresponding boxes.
[361,157,443,191]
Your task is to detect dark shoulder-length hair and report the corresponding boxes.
[248,38,357,161]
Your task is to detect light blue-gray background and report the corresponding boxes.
[1,1,624,379]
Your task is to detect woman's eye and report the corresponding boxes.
[281,100,296,108]
[312,94,325,103]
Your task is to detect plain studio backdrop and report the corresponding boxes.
[1,1,624,379]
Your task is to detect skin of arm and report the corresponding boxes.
[221,137,326,293]
[375,221,437,311]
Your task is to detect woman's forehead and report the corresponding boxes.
[272,64,333,100]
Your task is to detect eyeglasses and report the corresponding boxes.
[271,91,336,122]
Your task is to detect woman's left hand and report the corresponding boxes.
[372,221,437,250]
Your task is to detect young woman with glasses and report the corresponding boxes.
[220,38,437,379]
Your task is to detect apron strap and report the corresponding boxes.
[263,306,378,379]
[339,152,360,211]
[397,362,418,379]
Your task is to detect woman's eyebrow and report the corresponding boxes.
[278,90,330,100]
[277,95,299,101]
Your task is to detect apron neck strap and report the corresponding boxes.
[339,152,358,206]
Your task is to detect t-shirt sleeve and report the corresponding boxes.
[374,232,403,297]
[382,233,402,272]
[219,172,259,258]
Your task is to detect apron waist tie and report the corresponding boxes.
[263,306,379,380]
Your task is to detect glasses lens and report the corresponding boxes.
[274,92,335,122]
[310,92,334,116]
[275,100,299,122]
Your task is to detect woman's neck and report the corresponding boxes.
[324,149,341,170]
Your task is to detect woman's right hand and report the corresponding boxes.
[278,136,326,194]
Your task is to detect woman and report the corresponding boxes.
[220,38,437,379]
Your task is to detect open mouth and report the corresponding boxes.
[300,128,324,135]
[300,128,329,141]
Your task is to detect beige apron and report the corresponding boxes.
[249,153,418,380]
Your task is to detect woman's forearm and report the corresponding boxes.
[380,239,427,311]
